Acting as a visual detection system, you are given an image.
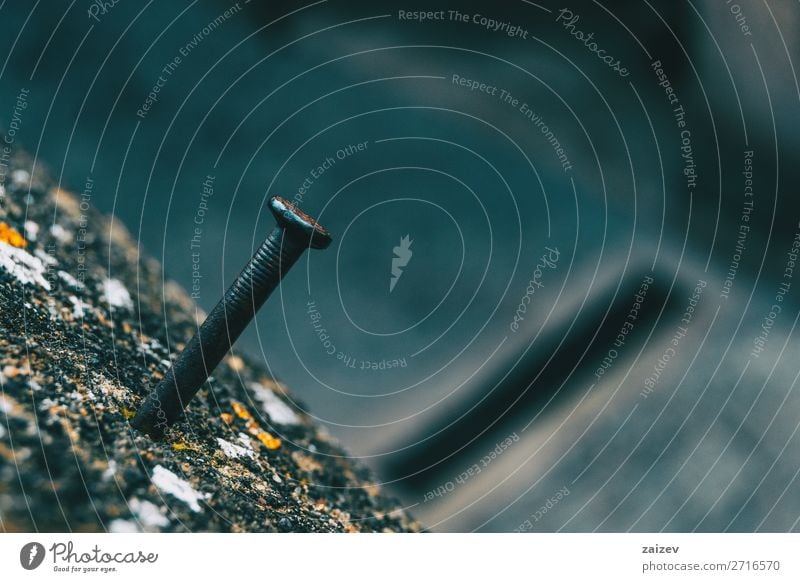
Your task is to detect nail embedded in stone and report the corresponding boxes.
[131,196,332,439]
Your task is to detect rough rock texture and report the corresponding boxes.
[0,140,418,533]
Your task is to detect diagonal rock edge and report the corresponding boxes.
[0,143,419,533]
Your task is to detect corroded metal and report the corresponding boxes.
[132,196,331,439]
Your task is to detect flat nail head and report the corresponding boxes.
[269,196,332,249]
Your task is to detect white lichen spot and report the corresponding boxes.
[47,302,60,321]
[109,519,139,533]
[68,295,91,318]
[250,382,300,425]
[272,474,283,484]
[0,397,12,413]
[0,241,51,289]
[34,248,57,266]
[151,465,208,512]
[129,498,169,529]
[90,372,128,403]
[101,278,133,309]
[138,338,167,362]
[217,434,255,460]
[11,169,30,186]
[58,270,84,289]
[102,459,118,481]
[237,432,252,449]
[23,221,39,241]
[49,223,73,243]
[149,339,166,354]
[28,379,42,392]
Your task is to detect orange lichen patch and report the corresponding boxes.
[0,442,19,462]
[257,377,282,391]
[330,508,358,533]
[231,400,252,421]
[292,451,323,473]
[0,223,27,248]
[107,216,139,263]
[193,310,206,326]
[171,442,190,451]
[256,432,281,450]
[162,279,195,314]
[362,482,382,498]
[51,188,82,219]
[230,400,281,450]
[220,413,234,425]
[120,408,136,420]
[226,355,245,372]
[0,395,23,417]
[2,365,23,379]
[2,359,32,379]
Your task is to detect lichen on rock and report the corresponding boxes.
[0,141,418,533]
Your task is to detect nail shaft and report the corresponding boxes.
[132,196,331,439]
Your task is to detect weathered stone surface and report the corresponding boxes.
[0,141,418,532]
